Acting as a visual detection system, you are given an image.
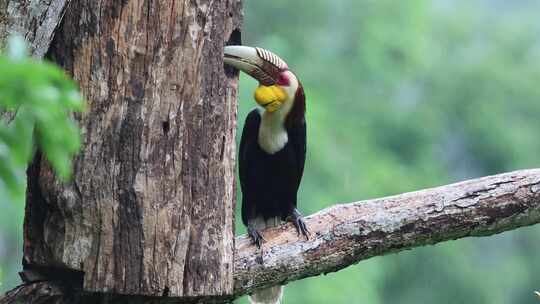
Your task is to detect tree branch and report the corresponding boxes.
[3,169,539,303]
[233,169,540,297]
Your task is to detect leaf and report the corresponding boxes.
[0,36,85,199]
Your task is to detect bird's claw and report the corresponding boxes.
[247,226,266,248]
[291,209,310,240]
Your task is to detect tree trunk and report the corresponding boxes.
[19,0,242,301]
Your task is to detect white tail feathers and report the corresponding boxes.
[248,216,283,304]
[249,286,283,304]
[249,216,281,230]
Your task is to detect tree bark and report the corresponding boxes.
[21,0,242,300]
[233,169,540,297]
[0,0,71,57]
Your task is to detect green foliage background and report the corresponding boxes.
[1,1,540,303]
[234,1,540,303]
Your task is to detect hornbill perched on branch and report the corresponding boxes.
[224,46,309,303]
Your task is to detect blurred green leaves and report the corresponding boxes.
[0,35,84,200]
[236,1,540,303]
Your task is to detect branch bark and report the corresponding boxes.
[233,169,540,297]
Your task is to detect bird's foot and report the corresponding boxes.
[290,209,309,240]
[247,225,266,248]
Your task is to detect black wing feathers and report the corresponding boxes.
[239,109,261,225]
[289,121,306,192]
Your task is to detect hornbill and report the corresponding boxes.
[224,45,308,303]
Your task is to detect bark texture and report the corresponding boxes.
[233,169,540,297]
[0,0,71,57]
[0,281,67,304]
[23,0,242,298]
[0,280,225,304]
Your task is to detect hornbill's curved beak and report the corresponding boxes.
[224,45,288,86]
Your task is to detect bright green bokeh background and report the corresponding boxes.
[234,1,540,303]
[2,1,540,303]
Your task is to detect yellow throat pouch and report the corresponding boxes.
[254,85,287,112]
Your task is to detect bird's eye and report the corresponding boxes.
[277,73,290,86]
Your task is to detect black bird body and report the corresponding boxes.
[239,109,306,225]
